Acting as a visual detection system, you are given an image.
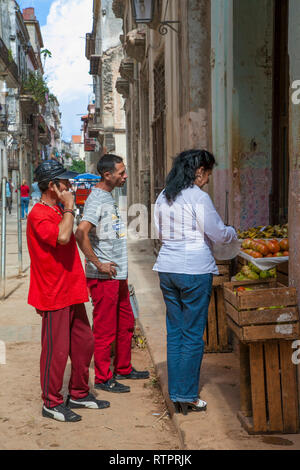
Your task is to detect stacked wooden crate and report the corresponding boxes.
[223,279,300,434]
[204,260,232,353]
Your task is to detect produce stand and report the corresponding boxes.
[204,260,232,353]
[223,279,300,434]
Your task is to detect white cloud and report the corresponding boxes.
[41,0,93,139]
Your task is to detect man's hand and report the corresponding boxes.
[53,184,74,209]
[98,262,118,278]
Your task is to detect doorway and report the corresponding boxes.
[271,0,289,224]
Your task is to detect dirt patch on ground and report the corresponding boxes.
[0,338,180,450]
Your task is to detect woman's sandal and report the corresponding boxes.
[174,399,207,416]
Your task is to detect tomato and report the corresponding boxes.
[253,241,269,256]
[282,251,289,256]
[266,240,280,254]
[237,287,246,292]
[266,253,273,257]
[242,239,252,249]
[279,239,289,251]
[273,252,284,257]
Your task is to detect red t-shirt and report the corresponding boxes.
[21,185,30,197]
[26,203,89,311]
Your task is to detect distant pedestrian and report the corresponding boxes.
[30,180,41,208]
[75,154,149,394]
[6,179,13,214]
[153,149,238,415]
[27,160,110,422]
[20,179,30,219]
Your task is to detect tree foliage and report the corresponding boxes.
[70,160,86,174]
[22,72,49,105]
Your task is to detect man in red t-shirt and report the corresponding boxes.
[27,160,110,422]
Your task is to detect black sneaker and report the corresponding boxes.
[42,403,82,422]
[66,393,110,410]
[94,378,130,393]
[114,367,150,380]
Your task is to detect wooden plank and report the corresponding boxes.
[217,265,230,275]
[242,323,300,342]
[277,262,288,275]
[223,279,275,309]
[216,259,231,265]
[207,289,218,350]
[213,274,230,287]
[238,306,298,326]
[249,343,268,432]
[239,342,252,417]
[264,342,284,432]
[226,316,243,341]
[279,341,299,433]
[239,287,297,310]
[277,272,288,286]
[224,300,240,325]
[216,287,229,347]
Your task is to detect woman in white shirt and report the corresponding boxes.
[153,149,237,415]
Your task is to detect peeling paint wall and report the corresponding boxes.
[180,0,211,153]
[232,0,273,230]
[288,0,300,295]
[211,0,233,220]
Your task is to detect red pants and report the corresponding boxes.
[87,278,135,383]
[40,304,94,408]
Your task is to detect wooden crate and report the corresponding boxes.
[277,261,289,287]
[213,260,230,287]
[238,340,299,434]
[204,261,232,353]
[223,280,300,342]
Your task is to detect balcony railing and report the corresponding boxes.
[85,33,96,60]
[8,155,19,171]
[0,113,8,133]
[0,37,19,85]
[89,55,102,76]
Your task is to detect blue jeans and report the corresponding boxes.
[158,272,213,403]
[21,197,30,218]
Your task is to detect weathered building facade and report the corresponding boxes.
[0,2,62,191]
[113,0,300,399]
[85,0,126,174]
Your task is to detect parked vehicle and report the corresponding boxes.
[73,173,101,225]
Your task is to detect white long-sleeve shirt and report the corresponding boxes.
[153,185,237,275]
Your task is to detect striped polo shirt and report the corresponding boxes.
[82,187,128,280]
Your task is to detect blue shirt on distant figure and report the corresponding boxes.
[6,181,11,198]
[31,182,41,200]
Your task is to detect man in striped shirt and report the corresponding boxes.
[76,154,149,393]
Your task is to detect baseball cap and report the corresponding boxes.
[35,160,79,183]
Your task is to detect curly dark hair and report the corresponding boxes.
[164,149,216,202]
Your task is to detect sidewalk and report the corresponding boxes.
[128,238,300,450]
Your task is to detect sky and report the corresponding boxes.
[18,0,94,142]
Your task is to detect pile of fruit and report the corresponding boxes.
[237,224,288,239]
[241,238,289,258]
[235,262,276,281]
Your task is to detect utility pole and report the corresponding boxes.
[1,176,7,298]
[16,171,22,276]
